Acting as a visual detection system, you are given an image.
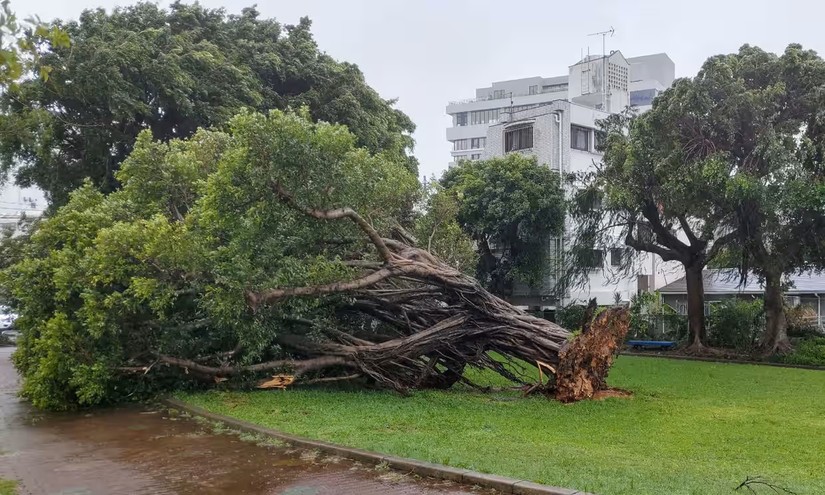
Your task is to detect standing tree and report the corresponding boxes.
[440,154,566,298]
[572,44,825,355]
[567,109,735,353]
[0,2,416,206]
[689,44,825,354]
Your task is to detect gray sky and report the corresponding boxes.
[13,0,825,183]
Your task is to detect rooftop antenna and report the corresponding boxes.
[587,27,615,110]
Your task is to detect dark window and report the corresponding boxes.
[586,249,604,270]
[571,125,590,151]
[492,89,506,99]
[453,139,469,151]
[610,248,625,267]
[470,153,481,160]
[470,137,486,149]
[528,85,538,95]
[455,112,468,126]
[470,109,499,125]
[630,89,657,107]
[505,125,533,152]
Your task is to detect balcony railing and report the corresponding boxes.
[448,85,567,106]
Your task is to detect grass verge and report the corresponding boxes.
[178,356,825,495]
[0,478,17,495]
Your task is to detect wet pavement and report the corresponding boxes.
[0,347,494,495]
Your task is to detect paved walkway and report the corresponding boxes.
[0,347,493,495]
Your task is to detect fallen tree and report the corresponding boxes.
[172,182,630,400]
[7,110,628,409]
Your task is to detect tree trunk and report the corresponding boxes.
[683,263,707,353]
[760,271,791,355]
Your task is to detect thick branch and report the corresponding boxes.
[625,226,683,263]
[271,181,392,262]
[677,214,704,248]
[247,267,398,309]
[156,354,352,377]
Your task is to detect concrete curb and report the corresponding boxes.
[621,351,825,371]
[162,398,592,495]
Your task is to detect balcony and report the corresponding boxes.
[448,85,568,106]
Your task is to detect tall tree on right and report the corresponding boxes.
[698,44,825,354]
[569,44,825,355]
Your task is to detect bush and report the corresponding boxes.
[786,305,822,338]
[555,304,587,331]
[706,299,764,351]
[782,338,825,366]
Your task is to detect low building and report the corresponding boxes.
[659,269,825,328]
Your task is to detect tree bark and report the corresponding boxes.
[760,271,791,355]
[683,263,707,353]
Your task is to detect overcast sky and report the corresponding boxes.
[11,0,825,184]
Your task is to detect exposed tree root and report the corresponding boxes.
[554,307,630,402]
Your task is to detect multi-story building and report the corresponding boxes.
[445,51,681,308]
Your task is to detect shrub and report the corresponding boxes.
[782,338,825,366]
[555,304,587,331]
[626,291,687,341]
[706,299,764,351]
[786,305,822,338]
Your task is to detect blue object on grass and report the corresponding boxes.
[626,340,677,349]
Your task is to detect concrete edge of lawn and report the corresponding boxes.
[163,397,593,495]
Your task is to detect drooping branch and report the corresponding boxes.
[271,181,393,262]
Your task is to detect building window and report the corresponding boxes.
[528,85,538,95]
[492,89,506,99]
[455,155,469,163]
[470,153,481,160]
[571,125,590,151]
[470,137,486,149]
[542,83,568,93]
[453,139,469,151]
[610,248,626,267]
[470,109,499,125]
[586,249,604,270]
[505,125,533,152]
[455,112,468,127]
[630,89,657,107]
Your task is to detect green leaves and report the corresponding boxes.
[6,110,418,409]
[440,154,565,294]
[0,2,415,207]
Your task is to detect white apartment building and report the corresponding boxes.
[445,51,681,308]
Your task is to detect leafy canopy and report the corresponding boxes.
[0,2,416,206]
[441,154,565,296]
[4,110,418,410]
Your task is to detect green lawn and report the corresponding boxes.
[178,356,825,495]
[0,478,17,495]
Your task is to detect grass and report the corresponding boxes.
[0,478,17,495]
[178,356,825,495]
